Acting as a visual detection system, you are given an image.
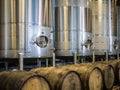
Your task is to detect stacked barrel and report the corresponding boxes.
[0,71,51,90]
[0,60,119,90]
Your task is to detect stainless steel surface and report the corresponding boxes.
[109,0,118,55]
[54,0,78,56]
[54,0,92,56]
[10,0,16,23]
[117,5,120,53]
[24,0,53,58]
[91,0,110,55]
[0,0,10,23]
[16,0,26,23]
[0,0,53,58]
[26,0,32,24]
[0,0,25,58]
[0,23,25,58]
[77,0,92,56]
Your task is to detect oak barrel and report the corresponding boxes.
[112,85,120,90]
[31,67,82,90]
[95,62,115,90]
[0,71,51,90]
[60,64,103,90]
[105,60,120,84]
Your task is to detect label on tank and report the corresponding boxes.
[93,36,109,50]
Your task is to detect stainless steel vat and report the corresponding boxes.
[77,0,92,56]
[0,0,53,58]
[91,0,110,55]
[109,0,118,55]
[0,0,25,58]
[117,0,120,53]
[24,0,54,58]
[54,0,79,56]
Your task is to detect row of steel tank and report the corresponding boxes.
[0,0,54,58]
[0,0,120,59]
[54,0,120,57]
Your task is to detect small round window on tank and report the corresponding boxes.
[36,36,48,48]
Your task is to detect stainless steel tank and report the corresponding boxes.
[117,0,120,53]
[109,0,118,55]
[54,0,79,56]
[0,0,25,58]
[77,0,92,56]
[91,0,110,55]
[0,0,53,58]
[24,0,54,58]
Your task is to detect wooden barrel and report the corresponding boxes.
[112,85,120,90]
[31,67,82,90]
[95,62,115,90]
[0,71,51,90]
[104,60,120,84]
[108,60,120,84]
[59,64,103,90]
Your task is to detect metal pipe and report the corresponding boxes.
[18,52,24,70]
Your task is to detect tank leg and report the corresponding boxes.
[18,53,24,70]
[37,59,41,67]
[92,51,95,62]
[117,52,119,59]
[74,52,77,64]
[81,58,84,63]
[5,62,8,70]
[52,53,56,67]
[106,52,108,61]
[46,59,49,67]
[101,58,103,62]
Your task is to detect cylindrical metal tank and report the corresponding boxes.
[0,0,25,58]
[24,0,54,58]
[91,0,110,55]
[109,0,118,55]
[77,0,92,56]
[117,0,120,53]
[54,0,78,56]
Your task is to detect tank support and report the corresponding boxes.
[74,52,77,64]
[106,52,108,61]
[18,53,24,70]
[92,51,95,62]
[52,53,56,67]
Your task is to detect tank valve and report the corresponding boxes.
[82,38,92,50]
[113,39,118,49]
[32,36,48,48]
